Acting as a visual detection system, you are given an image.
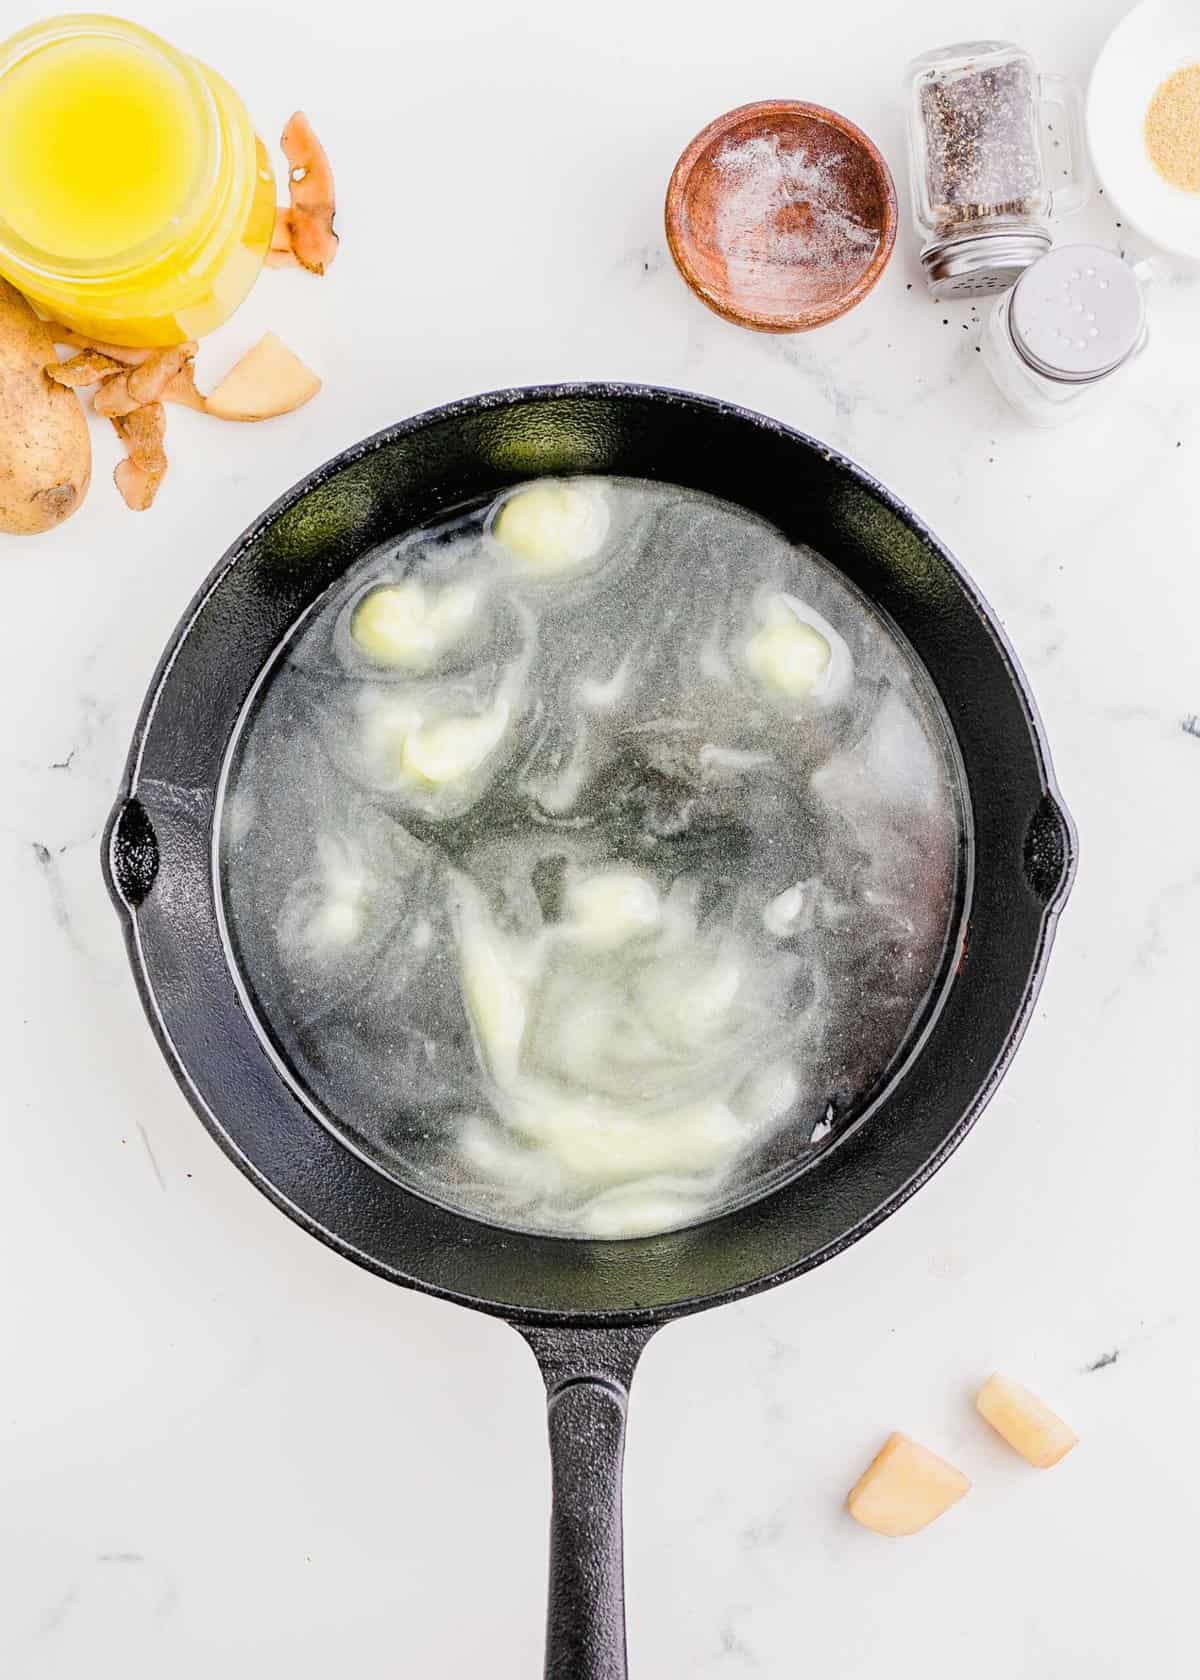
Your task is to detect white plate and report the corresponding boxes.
[1088,0,1200,259]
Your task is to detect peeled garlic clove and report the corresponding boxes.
[976,1374,1078,1469]
[563,870,660,948]
[491,480,610,577]
[847,1433,971,1537]
[400,701,510,786]
[743,592,851,705]
[352,580,479,670]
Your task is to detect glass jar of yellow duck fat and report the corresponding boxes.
[0,14,275,346]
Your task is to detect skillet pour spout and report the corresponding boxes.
[103,385,1074,1676]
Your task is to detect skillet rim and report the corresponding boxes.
[104,381,1076,1328]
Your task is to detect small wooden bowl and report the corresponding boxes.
[665,100,898,332]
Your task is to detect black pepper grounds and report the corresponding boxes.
[918,57,1043,234]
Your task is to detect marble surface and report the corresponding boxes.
[2,1,1198,1675]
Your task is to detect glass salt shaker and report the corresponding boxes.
[906,40,1089,299]
[981,244,1149,426]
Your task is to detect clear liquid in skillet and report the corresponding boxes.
[219,478,965,1238]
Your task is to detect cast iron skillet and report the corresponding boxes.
[104,385,1074,1678]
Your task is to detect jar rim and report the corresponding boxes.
[0,13,222,285]
[906,39,1032,80]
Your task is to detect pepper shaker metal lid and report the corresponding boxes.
[1008,244,1145,382]
[923,228,1052,296]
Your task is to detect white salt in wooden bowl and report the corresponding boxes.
[665,100,897,332]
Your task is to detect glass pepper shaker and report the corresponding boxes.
[906,40,1089,299]
[980,244,1149,426]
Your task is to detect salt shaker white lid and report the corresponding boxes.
[1009,244,1145,383]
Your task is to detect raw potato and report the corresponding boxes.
[205,333,321,421]
[976,1373,1078,1469]
[847,1433,971,1537]
[0,279,91,534]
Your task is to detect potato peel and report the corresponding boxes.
[45,325,197,366]
[279,111,338,274]
[115,402,167,472]
[113,456,161,511]
[93,375,141,418]
[127,346,193,405]
[44,350,125,387]
[112,401,168,511]
[162,363,208,412]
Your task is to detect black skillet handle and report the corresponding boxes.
[517,1324,657,1680]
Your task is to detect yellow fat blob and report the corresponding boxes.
[492,481,609,577]
[312,894,363,946]
[744,599,832,699]
[400,700,510,787]
[563,871,660,949]
[459,900,528,1080]
[351,580,479,671]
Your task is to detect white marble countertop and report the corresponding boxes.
[3,1,1198,1675]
